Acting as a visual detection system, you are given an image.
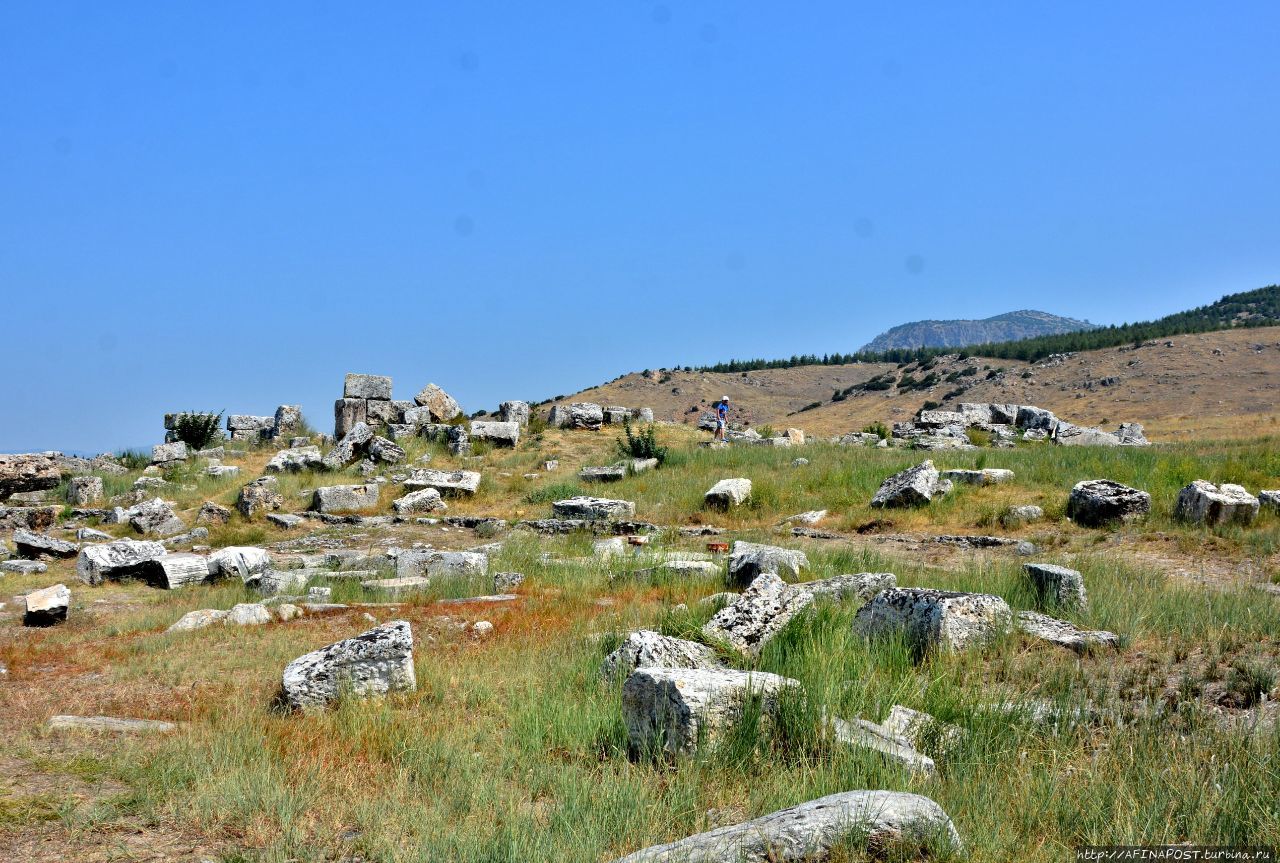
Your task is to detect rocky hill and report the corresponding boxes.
[550,324,1280,442]
[860,310,1095,353]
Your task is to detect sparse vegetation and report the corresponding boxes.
[172,410,224,451]
[616,419,669,465]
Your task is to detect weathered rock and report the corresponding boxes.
[882,705,965,753]
[727,541,807,584]
[854,588,1013,654]
[0,453,62,500]
[551,402,604,430]
[552,496,636,520]
[705,478,752,509]
[226,602,273,626]
[470,421,520,447]
[1016,405,1059,433]
[75,528,112,541]
[631,559,722,580]
[208,546,273,583]
[602,630,723,680]
[46,715,176,734]
[334,398,368,439]
[266,446,324,473]
[702,573,814,656]
[13,529,79,559]
[609,790,960,863]
[829,716,937,777]
[1067,479,1151,527]
[1023,562,1088,610]
[392,488,447,515]
[1174,480,1259,526]
[237,476,284,518]
[23,583,70,626]
[127,498,186,537]
[256,569,311,596]
[361,576,431,598]
[280,620,416,710]
[1003,504,1044,526]
[322,422,375,470]
[67,476,104,506]
[0,504,60,531]
[167,608,230,632]
[267,513,304,529]
[367,436,406,465]
[227,415,274,442]
[2,560,47,574]
[783,509,827,525]
[493,571,525,592]
[395,549,487,580]
[593,536,627,559]
[1260,490,1280,512]
[630,458,659,474]
[365,399,405,426]
[621,667,800,756]
[413,383,461,422]
[917,409,967,428]
[871,460,951,508]
[941,468,1014,486]
[799,572,896,603]
[499,400,530,427]
[1016,611,1120,653]
[581,465,627,483]
[151,553,211,589]
[404,468,481,495]
[195,501,231,525]
[76,538,168,585]
[150,441,189,465]
[312,484,379,514]
[345,373,393,400]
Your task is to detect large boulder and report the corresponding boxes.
[727,541,807,584]
[77,539,168,585]
[334,398,368,439]
[127,498,186,537]
[207,546,273,583]
[66,476,104,506]
[941,468,1013,486]
[702,573,814,656]
[322,422,375,470]
[413,383,461,422]
[151,553,212,589]
[13,529,79,560]
[311,484,380,514]
[1066,480,1150,527]
[608,791,960,863]
[552,496,635,520]
[150,441,188,466]
[854,587,1013,654]
[499,400,530,427]
[0,453,61,501]
[392,488,447,515]
[395,549,487,580]
[470,421,520,447]
[237,476,284,518]
[266,446,324,473]
[1261,490,1280,512]
[1174,480,1259,526]
[1016,611,1120,654]
[272,405,302,438]
[366,436,406,465]
[621,667,800,756]
[227,415,275,442]
[280,620,416,710]
[580,465,627,483]
[345,373,392,400]
[828,715,937,777]
[600,630,723,681]
[871,460,951,508]
[705,478,752,509]
[404,468,480,495]
[551,402,603,430]
[1023,562,1087,610]
[798,572,897,603]
[23,583,70,627]
[1015,405,1058,433]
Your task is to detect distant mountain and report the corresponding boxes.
[860,310,1095,353]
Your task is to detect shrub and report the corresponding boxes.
[115,449,151,470]
[616,419,669,464]
[757,425,775,439]
[862,421,890,440]
[173,411,224,451]
[921,400,941,411]
[799,401,823,412]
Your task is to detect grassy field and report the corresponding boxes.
[2,424,1279,861]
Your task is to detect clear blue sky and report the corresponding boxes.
[3,2,1278,454]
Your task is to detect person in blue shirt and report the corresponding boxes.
[714,396,730,443]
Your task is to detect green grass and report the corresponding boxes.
[6,428,1280,860]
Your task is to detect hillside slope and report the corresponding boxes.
[860,310,1094,352]
[552,324,1280,442]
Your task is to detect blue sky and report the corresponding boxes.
[3,2,1278,453]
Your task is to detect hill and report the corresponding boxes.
[859,309,1095,353]
[550,323,1280,442]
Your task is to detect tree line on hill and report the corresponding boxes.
[696,285,1280,373]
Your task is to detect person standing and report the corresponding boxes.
[714,396,730,443]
